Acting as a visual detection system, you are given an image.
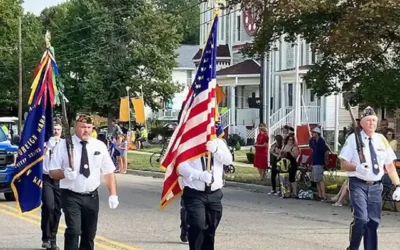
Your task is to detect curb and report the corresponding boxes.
[126,169,271,193]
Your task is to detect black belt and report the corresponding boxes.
[63,188,98,196]
[184,186,220,194]
[350,177,382,185]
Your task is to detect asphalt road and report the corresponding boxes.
[1,174,400,250]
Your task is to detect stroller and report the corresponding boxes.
[277,158,291,198]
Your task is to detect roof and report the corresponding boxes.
[192,44,231,60]
[217,59,261,76]
[276,65,311,72]
[176,45,199,68]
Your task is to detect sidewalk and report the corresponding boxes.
[128,150,348,176]
[128,150,253,168]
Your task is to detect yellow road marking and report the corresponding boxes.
[0,204,140,250]
[0,208,115,250]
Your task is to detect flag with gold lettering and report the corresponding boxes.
[11,32,59,213]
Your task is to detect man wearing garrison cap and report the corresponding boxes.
[49,113,119,250]
[339,106,400,250]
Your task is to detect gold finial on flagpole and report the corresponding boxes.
[209,0,226,16]
[45,30,51,48]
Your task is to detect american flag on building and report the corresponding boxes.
[159,14,219,209]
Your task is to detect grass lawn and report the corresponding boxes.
[127,153,346,192]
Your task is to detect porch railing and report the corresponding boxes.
[284,106,321,125]
[301,106,321,124]
[157,109,180,120]
[269,109,295,143]
[219,109,231,130]
[236,108,260,126]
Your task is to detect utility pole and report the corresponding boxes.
[18,16,22,135]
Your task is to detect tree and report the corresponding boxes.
[0,0,43,113]
[155,0,201,45]
[39,0,183,120]
[0,0,23,109]
[232,0,400,110]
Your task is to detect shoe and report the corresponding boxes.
[332,202,343,207]
[180,234,188,243]
[42,241,51,249]
[268,191,277,195]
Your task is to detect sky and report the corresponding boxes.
[22,0,66,15]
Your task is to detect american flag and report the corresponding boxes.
[159,15,219,209]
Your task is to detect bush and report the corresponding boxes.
[246,152,255,164]
[227,134,245,148]
[235,141,241,151]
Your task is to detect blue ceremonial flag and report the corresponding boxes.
[11,32,59,213]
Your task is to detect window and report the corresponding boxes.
[218,11,224,41]
[305,43,310,65]
[288,83,293,106]
[0,128,7,142]
[310,90,315,102]
[300,42,304,66]
[236,15,241,42]
[186,70,193,87]
[286,43,294,68]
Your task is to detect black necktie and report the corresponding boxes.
[80,141,90,178]
[368,138,379,175]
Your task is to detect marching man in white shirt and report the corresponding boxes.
[339,107,400,250]
[41,118,63,250]
[49,114,119,250]
[179,125,232,250]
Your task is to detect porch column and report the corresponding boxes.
[230,79,237,134]
[281,82,286,117]
[334,78,340,152]
[294,35,301,126]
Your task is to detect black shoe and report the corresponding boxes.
[180,234,188,243]
[42,241,51,249]
[47,241,60,250]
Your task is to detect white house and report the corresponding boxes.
[191,3,358,147]
[147,44,199,120]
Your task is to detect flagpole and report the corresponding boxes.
[206,0,225,174]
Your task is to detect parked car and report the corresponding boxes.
[0,127,19,201]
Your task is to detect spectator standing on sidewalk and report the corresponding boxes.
[269,135,283,195]
[309,127,328,201]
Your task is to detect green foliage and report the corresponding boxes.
[227,134,245,147]
[1,0,183,122]
[154,0,201,45]
[232,0,400,110]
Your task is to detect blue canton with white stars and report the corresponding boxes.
[189,15,218,107]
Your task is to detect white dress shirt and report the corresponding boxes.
[178,138,233,191]
[339,130,396,181]
[49,135,116,193]
[43,139,64,175]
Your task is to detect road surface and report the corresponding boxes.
[1,174,400,250]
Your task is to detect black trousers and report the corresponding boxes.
[41,174,62,243]
[180,198,188,236]
[61,189,99,250]
[270,161,278,192]
[182,187,223,250]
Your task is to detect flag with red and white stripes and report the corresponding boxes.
[159,14,219,209]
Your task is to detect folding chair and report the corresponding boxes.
[382,174,397,212]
